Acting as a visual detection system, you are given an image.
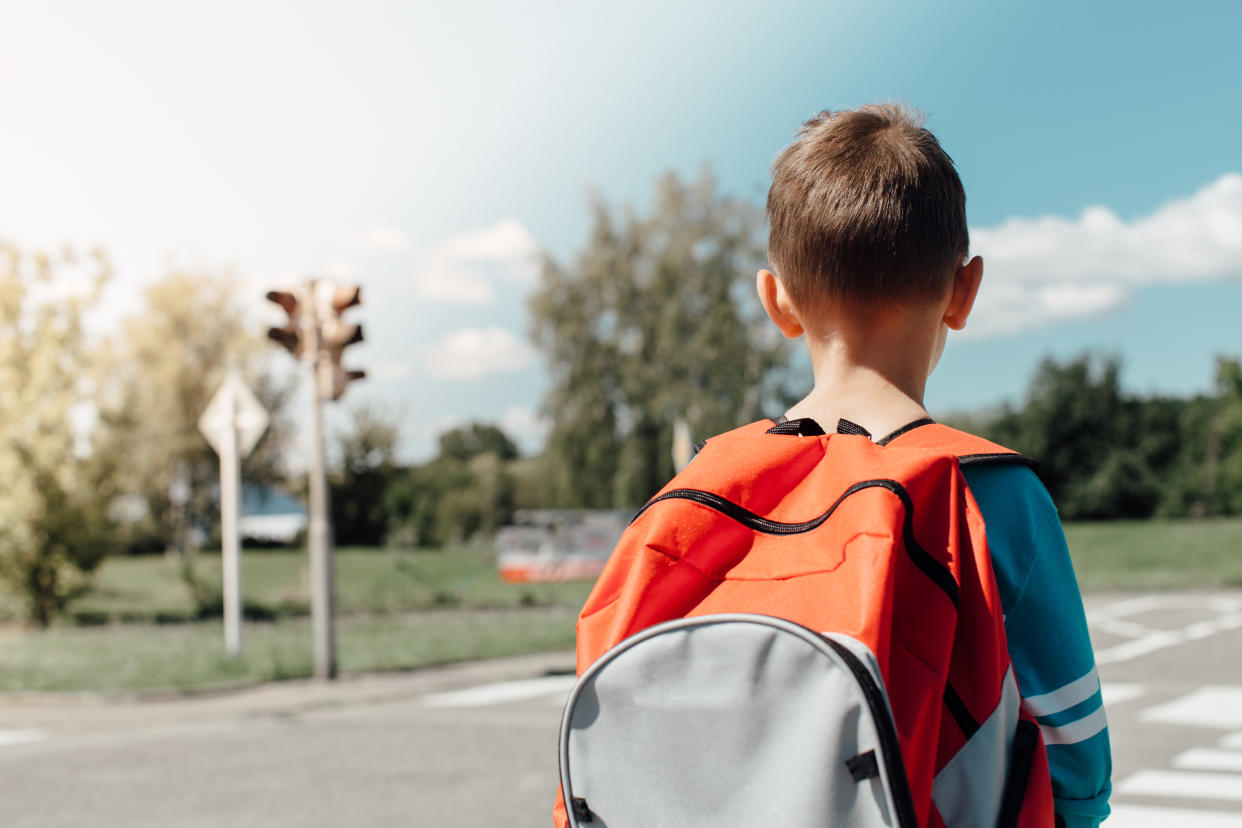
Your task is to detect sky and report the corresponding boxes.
[2,0,1240,461]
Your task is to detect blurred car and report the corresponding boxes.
[496,509,627,583]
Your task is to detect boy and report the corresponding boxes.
[557,104,1111,827]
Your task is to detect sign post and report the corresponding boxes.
[198,373,270,658]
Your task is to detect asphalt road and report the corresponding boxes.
[2,591,1242,827]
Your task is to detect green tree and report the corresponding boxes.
[331,406,401,546]
[94,270,294,554]
[982,353,1186,520]
[386,423,520,547]
[1172,357,1242,517]
[529,170,792,509]
[0,245,118,625]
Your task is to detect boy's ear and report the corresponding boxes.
[756,269,804,339]
[943,256,984,331]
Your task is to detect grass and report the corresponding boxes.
[1065,517,1242,591]
[0,544,593,694]
[0,543,595,626]
[3,518,1242,694]
[0,608,578,694]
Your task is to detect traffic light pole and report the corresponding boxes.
[267,278,362,682]
[304,307,337,680]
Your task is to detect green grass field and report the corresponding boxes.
[2,518,1242,694]
[4,543,595,626]
[1065,518,1242,591]
[0,608,578,694]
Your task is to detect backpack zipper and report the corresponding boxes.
[631,479,960,608]
[818,631,920,828]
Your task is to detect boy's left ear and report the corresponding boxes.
[943,256,983,331]
[756,269,805,339]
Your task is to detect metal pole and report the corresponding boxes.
[220,388,242,658]
[305,287,337,680]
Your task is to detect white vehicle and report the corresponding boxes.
[496,510,627,583]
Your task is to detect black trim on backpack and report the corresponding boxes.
[845,749,880,782]
[996,719,1040,828]
[632,479,960,608]
[836,418,872,438]
[958,452,1040,472]
[765,417,826,436]
[942,682,981,740]
[570,797,594,823]
[819,632,920,828]
[876,418,937,445]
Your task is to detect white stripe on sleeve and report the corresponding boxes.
[1039,705,1109,746]
[1022,666,1100,718]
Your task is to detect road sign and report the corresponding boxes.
[198,373,270,459]
[198,373,269,659]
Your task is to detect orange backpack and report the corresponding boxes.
[555,418,1055,828]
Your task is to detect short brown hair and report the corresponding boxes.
[766,103,968,311]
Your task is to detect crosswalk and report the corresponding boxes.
[1110,684,1242,823]
[423,675,1242,825]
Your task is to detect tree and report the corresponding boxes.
[0,245,118,625]
[980,353,1188,520]
[529,170,793,509]
[94,270,294,554]
[331,406,401,546]
[385,422,521,547]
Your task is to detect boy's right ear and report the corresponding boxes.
[756,269,804,339]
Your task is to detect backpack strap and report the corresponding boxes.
[696,417,1038,471]
[878,420,1038,471]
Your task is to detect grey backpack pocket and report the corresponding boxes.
[559,613,918,828]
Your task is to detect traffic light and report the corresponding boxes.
[265,289,304,356]
[313,280,366,401]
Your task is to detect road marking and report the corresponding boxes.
[1094,613,1242,665]
[1223,732,1242,749]
[0,729,46,747]
[423,676,578,708]
[1088,595,1171,617]
[1109,804,1242,827]
[1117,769,1242,802]
[1142,687,1242,729]
[1175,748,1242,773]
[1100,682,1145,707]
[1089,615,1158,638]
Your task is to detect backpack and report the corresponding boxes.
[555,417,1055,828]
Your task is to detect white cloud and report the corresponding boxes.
[968,172,1242,336]
[432,217,539,272]
[344,226,412,252]
[423,326,535,379]
[499,404,549,445]
[412,258,496,305]
[412,217,540,305]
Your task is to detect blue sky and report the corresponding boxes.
[2,0,1240,460]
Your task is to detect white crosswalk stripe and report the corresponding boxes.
[1115,689,1242,822]
[1117,769,1242,802]
[0,729,45,747]
[1109,803,1242,827]
[422,675,577,707]
[1222,732,1242,750]
[1174,748,1242,773]
[1100,682,1145,707]
[1141,686,1242,729]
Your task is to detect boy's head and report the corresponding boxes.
[766,103,968,316]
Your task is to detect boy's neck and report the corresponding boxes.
[784,307,941,439]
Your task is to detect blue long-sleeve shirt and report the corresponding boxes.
[962,464,1112,828]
